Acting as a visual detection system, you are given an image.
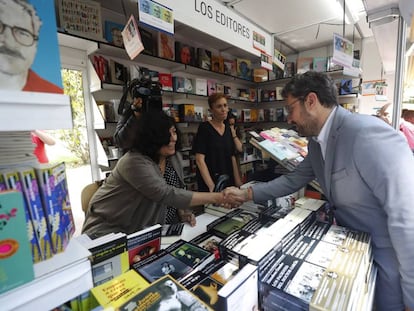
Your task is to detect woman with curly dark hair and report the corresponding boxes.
[82,111,234,238]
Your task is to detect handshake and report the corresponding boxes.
[215,186,253,209]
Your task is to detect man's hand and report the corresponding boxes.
[221,186,246,208]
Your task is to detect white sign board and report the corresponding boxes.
[154,0,272,57]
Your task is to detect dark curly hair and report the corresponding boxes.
[131,111,179,163]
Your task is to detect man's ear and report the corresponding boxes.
[305,92,318,110]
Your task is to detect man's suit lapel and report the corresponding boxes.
[324,107,348,201]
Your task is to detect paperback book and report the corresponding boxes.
[133,240,212,283]
[2,169,42,262]
[78,232,129,286]
[36,162,75,254]
[117,274,212,311]
[0,191,35,294]
[91,270,149,309]
[161,222,184,244]
[127,224,162,267]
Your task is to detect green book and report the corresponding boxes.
[0,191,35,294]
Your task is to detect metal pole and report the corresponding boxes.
[392,16,406,129]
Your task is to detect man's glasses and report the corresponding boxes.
[0,21,38,46]
[284,97,303,115]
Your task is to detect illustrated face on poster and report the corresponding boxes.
[0,0,63,93]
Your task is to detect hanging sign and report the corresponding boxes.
[332,33,354,69]
[154,0,272,57]
[138,0,174,35]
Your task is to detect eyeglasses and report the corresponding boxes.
[284,97,303,115]
[0,21,38,46]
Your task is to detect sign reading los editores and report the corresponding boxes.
[154,0,272,57]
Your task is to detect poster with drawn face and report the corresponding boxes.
[0,0,63,93]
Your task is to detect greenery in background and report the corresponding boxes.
[51,69,90,167]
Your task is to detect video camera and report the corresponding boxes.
[118,78,163,115]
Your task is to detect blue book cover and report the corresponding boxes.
[2,170,42,263]
[0,191,35,294]
[19,167,54,260]
[36,162,75,254]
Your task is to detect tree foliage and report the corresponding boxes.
[54,69,90,166]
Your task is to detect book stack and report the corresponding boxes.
[258,127,308,170]
[258,222,373,311]
[0,131,37,167]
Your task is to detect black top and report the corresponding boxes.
[193,121,235,191]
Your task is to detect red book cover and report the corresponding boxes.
[158,73,173,91]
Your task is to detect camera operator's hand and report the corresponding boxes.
[130,97,143,118]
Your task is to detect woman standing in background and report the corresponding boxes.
[193,93,242,192]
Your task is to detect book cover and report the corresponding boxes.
[340,79,353,95]
[197,48,212,70]
[284,61,295,78]
[194,106,204,122]
[0,191,35,294]
[313,57,327,72]
[18,167,53,260]
[173,76,185,93]
[157,32,175,60]
[127,224,161,267]
[87,233,129,286]
[223,58,236,76]
[2,169,42,263]
[91,270,149,308]
[180,259,239,309]
[175,41,196,66]
[216,83,224,94]
[179,104,196,122]
[162,103,180,122]
[208,209,258,239]
[36,162,75,254]
[296,57,314,74]
[167,240,212,268]
[180,259,258,310]
[236,58,252,80]
[207,80,216,95]
[253,68,269,82]
[195,78,208,96]
[191,231,223,254]
[211,55,224,73]
[159,73,173,91]
[139,27,154,55]
[133,250,194,282]
[109,60,127,85]
[104,21,124,47]
[117,275,212,311]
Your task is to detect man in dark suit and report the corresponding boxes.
[225,71,414,311]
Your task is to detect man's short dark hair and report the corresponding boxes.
[281,71,339,108]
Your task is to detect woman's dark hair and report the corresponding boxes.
[281,71,338,108]
[131,111,177,163]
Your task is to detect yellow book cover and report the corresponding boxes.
[91,270,149,308]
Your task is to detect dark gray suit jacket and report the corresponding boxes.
[252,106,414,309]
